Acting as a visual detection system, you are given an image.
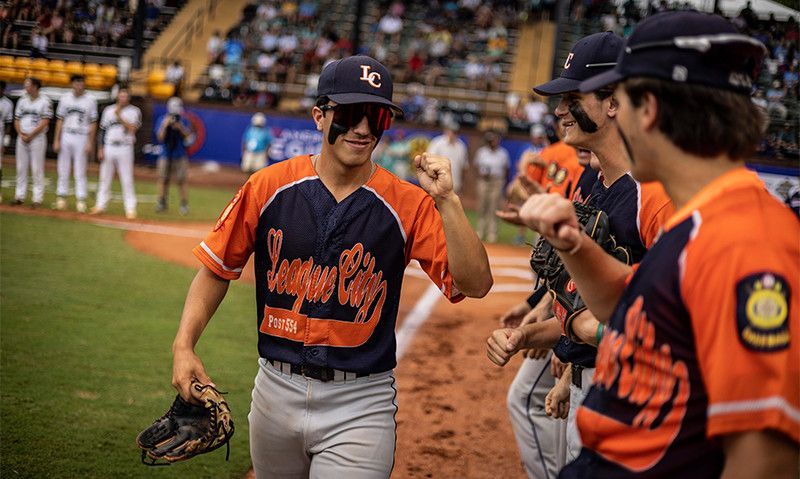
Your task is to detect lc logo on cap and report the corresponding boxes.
[360,65,382,88]
[564,53,574,69]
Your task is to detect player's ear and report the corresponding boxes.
[607,94,619,119]
[311,106,325,131]
[638,91,659,132]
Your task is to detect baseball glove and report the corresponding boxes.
[136,382,234,466]
[530,201,631,341]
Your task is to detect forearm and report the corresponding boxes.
[172,267,230,353]
[436,193,493,297]
[559,231,632,323]
[53,118,63,143]
[14,119,20,134]
[571,309,602,346]
[721,431,799,479]
[520,317,562,349]
[87,123,97,145]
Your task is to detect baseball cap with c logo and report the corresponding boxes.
[316,55,403,116]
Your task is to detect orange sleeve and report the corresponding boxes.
[193,178,265,280]
[407,195,465,303]
[638,182,674,248]
[682,243,800,444]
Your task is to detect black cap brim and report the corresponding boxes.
[532,77,582,96]
[579,69,625,93]
[328,92,404,116]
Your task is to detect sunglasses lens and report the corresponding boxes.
[331,104,393,135]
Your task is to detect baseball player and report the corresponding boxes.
[170,55,492,478]
[490,31,674,473]
[11,77,52,207]
[0,81,13,202]
[519,11,799,477]
[155,96,193,215]
[53,74,98,213]
[91,87,141,219]
[241,112,272,174]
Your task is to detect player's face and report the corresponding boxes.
[554,91,609,149]
[315,102,391,169]
[614,83,656,182]
[117,90,130,106]
[72,79,85,95]
[23,79,37,96]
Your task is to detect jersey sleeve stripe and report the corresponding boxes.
[635,178,643,241]
[361,185,407,243]
[678,211,703,283]
[198,241,243,273]
[708,396,800,423]
[259,175,319,216]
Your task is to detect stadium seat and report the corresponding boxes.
[34,71,52,85]
[147,69,166,86]
[65,62,84,75]
[85,75,107,90]
[50,71,71,87]
[49,59,66,73]
[149,82,175,99]
[14,57,32,70]
[100,64,117,83]
[83,63,101,76]
[0,56,14,68]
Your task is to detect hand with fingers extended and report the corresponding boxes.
[413,153,454,201]
[518,193,583,253]
[486,327,526,366]
[172,348,215,405]
[545,372,571,419]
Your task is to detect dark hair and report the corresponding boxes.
[594,85,615,101]
[315,95,330,108]
[0,80,5,90]
[70,74,85,82]
[623,77,765,160]
[27,77,42,89]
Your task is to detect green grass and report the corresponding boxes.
[464,209,535,246]
[0,213,257,478]
[1,166,240,223]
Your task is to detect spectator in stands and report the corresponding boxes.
[428,117,468,193]
[784,63,799,91]
[155,97,193,215]
[2,22,19,49]
[377,8,403,49]
[752,88,768,110]
[208,29,223,62]
[166,60,185,96]
[298,0,318,24]
[241,112,272,173]
[401,83,428,123]
[524,93,549,126]
[464,54,484,90]
[486,19,508,58]
[767,80,788,119]
[484,57,502,91]
[474,131,509,243]
[30,26,47,58]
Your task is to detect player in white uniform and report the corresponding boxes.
[12,77,52,207]
[53,74,98,213]
[0,81,14,202]
[91,88,141,219]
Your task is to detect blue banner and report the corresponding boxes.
[152,103,531,180]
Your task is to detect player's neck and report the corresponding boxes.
[313,153,374,202]
[592,134,629,187]
[656,146,743,210]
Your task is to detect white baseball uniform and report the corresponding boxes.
[95,104,141,214]
[14,93,53,203]
[55,91,98,201]
[0,95,13,168]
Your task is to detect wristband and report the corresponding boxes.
[595,323,605,345]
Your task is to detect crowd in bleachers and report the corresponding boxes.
[1,0,182,53]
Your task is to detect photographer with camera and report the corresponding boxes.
[155,97,193,215]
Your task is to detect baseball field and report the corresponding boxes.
[1,164,537,478]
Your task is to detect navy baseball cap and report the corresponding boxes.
[317,55,403,115]
[580,11,767,94]
[533,32,623,96]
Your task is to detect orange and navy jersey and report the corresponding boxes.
[588,173,673,263]
[526,141,584,198]
[193,155,464,374]
[563,168,800,478]
[571,165,599,204]
[555,172,674,368]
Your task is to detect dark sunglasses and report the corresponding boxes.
[320,103,394,136]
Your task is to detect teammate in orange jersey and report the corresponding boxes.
[516,11,799,478]
[170,56,492,478]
